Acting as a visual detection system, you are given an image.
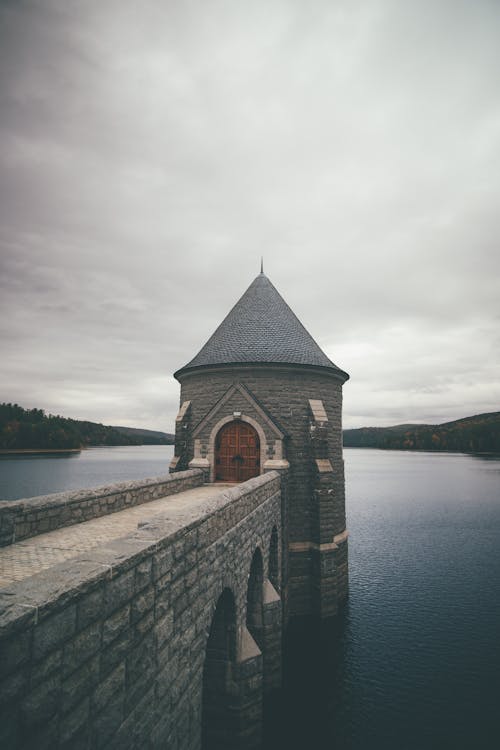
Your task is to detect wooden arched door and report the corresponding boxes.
[215,422,260,482]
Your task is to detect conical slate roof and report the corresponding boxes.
[175,272,349,380]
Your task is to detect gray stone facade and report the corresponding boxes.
[0,472,283,750]
[172,364,348,619]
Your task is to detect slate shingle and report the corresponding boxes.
[175,273,349,380]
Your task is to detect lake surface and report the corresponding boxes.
[1,446,499,748]
[0,445,175,500]
[269,449,500,750]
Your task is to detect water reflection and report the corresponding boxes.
[469,451,500,463]
[0,451,80,461]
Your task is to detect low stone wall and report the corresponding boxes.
[0,470,204,548]
[0,471,283,750]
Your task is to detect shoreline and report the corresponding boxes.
[343,446,500,456]
[0,444,173,455]
[0,448,82,455]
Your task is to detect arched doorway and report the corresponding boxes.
[215,421,260,482]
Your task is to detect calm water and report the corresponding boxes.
[270,449,500,750]
[0,445,175,500]
[1,447,499,748]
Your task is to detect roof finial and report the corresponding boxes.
[260,256,264,274]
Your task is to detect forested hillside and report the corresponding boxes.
[343,411,500,453]
[112,426,174,444]
[0,403,173,450]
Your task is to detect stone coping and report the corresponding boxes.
[0,470,204,548]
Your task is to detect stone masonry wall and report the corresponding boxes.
[0,472,283,750]
[0,470,204,548]
[177,365,347,617]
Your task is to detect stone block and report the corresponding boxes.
[100,630,130,677]
[133,609,155,641]
[150,712,173,749]
[63,621,101,677]
[130,586,154,624]
[107,687,155,750]
[77,585,105,630]
[0,597,37,639]
[31,648,63,689]
[59,696,90,747]
[172,538,185,561]
[21,674,60,728]
[61,654,100,713]
[0,669,28,705]
[103,604,130,647]
[135,557,152,591]
[92,690,125,750]
[0,628,31,676]
[33,604,77,661]
[104,570,135,616]
[154,611,174,650]
[173,590,189,619]
[154,583,171,620]
[129,686,156,748]
[93,663,126,712]
[125,632,155,712]
[152,546,173,581]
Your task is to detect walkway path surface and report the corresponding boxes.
[0,483,234,588]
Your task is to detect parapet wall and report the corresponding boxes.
[0,471,283,750]
[0,470,204,548]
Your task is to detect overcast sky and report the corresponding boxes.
[0,0,499,431]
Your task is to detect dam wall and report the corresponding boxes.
[0,472,284,750]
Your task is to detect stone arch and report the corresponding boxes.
[268,525,280,592]
[208,414,268,482]
[246,547,264,650]
[202,588,237,750]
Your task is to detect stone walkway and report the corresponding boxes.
[0,484,233,588]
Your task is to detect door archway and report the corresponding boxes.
[215,421,260,482]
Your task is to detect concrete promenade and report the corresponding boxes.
[0,483,233,588]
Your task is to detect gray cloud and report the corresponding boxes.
[1,0,499,430]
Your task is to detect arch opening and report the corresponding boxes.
[268,526,279,592]
[215,421,260,482]
[246,548,264,649]
[202,588,237,750]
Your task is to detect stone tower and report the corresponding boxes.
[171,270,349,619]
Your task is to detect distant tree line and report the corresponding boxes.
[0,403,173,450]
[343,412,500,453]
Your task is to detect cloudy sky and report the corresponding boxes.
[0,0,499,431]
